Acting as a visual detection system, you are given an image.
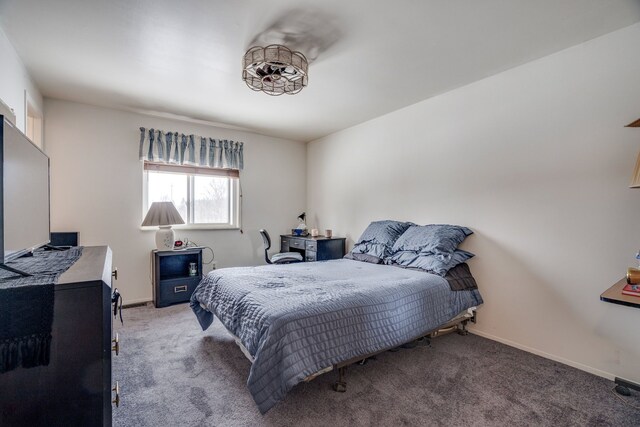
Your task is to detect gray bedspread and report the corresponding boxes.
[190,259,483,414]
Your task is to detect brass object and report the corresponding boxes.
[627,119,640,187]
[626,267,640,284]
[112,382,120,407]
[112,268,118,280]
[630,152,640,188]
[626,118,640,127]
[112,333,119,356]
[431,325,457,338]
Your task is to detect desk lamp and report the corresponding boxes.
[142,202,185,250]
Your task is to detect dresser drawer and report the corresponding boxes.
[305,250,317,262]
[158,276,200,307]
[305,240,317,251]
[288,238,305,250]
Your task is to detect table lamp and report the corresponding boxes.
[142,201,185,250]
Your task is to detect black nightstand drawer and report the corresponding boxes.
[158,276,200,307]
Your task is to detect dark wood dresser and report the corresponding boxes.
[0,246,118,426]
[280,235,346,262]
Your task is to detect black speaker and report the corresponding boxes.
[50,232,79,247]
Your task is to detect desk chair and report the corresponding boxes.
[259,229,303,264]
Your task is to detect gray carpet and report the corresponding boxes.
[113,303,640,426]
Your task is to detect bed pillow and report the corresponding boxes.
[390,224,473,256]
[343,252,384,264]
[388,249,475,276]
[444,262,478,291]
[347,220,413,263]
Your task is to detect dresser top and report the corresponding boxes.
[58,246,112,286]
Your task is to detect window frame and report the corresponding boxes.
[25,94,43,149]
[142,162,241,230]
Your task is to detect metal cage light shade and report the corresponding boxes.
[242,44,308,96]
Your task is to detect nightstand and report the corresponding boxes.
[152,248,202,308]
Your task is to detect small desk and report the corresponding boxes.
[600,277,640,395]
[600,278,640,309]
[280,235,345,262]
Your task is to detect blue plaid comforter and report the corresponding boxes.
[191,259,483,413]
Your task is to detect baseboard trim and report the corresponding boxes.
[115,300,618,381]
[469,328,615,381]
[123,298,153,308]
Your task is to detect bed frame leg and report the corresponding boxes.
[358,356,376,365]
[457,320,469,336]
[333,367,347,392]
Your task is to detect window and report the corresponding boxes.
[26,99,43,149]
[143,162,240,229]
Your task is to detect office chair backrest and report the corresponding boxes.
[259,229,273,264]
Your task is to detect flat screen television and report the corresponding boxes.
[0,115,50,273]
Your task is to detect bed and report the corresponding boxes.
[190,258,483,414]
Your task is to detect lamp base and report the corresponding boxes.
[155,226,175,250]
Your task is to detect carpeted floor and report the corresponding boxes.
[112,303,640,426]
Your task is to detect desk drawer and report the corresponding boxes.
[305,240,317,251]
[288,238,305,250]
[305,250,317,262]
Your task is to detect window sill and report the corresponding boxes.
[140,225,240,231]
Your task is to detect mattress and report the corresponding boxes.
[190,259,483,413]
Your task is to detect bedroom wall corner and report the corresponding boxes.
[306,23,640,385]
[0,25,43,135]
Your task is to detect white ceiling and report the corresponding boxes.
[1,0,640,142]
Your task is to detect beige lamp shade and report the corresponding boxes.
[141,202,185,227]
[142,202,185,251]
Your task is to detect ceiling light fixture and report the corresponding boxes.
[242,45,308,96]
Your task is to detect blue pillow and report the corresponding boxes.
[343,252,384,264]
[390,224,473,256]
[388,249,474,276]
[348,220,413,263]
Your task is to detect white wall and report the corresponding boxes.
[307,23,640,384]
[45,99,306,304]
[0,26,42,134]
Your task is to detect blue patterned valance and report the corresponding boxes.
[138,127,244,170]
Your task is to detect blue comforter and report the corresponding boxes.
[190,259,483,413]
